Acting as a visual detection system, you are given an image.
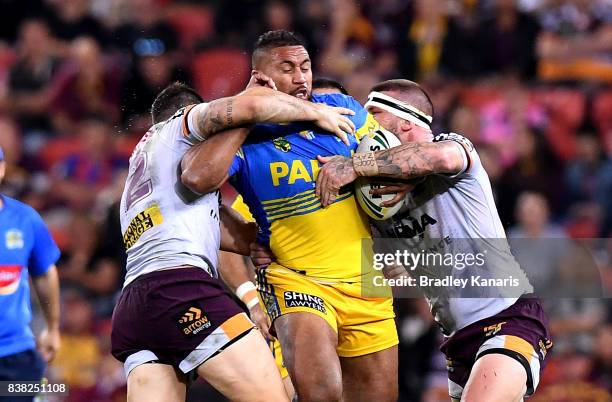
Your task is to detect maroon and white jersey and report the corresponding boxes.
[371,133,533,335]
[119,106,221,287]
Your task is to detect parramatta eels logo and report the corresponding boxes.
[177,306,211,336]
[272,137,291,152]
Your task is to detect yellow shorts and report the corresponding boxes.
[257,264,398,357]
[269,338,289,378]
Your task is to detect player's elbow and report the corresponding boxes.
[181,165,225,194]
[435,146,464,175]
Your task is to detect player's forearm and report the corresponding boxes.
[219,205,258,256]
[218,251,255,292]
[31,266,61,331]
[249,88,320,124]
[354,142,462,179]
[191,87,318,139]
[218,252,261,315]
[181,128,249,194]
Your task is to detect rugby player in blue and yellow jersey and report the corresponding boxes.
[187,31,398,402]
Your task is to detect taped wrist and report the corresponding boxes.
[236,281,259,310]
[352,152,379,176]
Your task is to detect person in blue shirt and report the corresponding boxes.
[0,146,61,401]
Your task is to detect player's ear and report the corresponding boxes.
[251,69,259,76]
[399,119,412,133]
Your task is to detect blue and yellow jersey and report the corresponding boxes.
[229,93,379,281]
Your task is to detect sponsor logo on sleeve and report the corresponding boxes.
[283,291,326,314]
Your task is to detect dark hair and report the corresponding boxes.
[151,82,203,124]
[370,79,434,119]
[252,30,306,67]
[312,77,348,95]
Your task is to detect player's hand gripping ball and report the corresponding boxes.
[354,128,405,220]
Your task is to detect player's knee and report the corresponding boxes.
[296,379,342,402]
[462,354,527,402]
[128,368,151,388]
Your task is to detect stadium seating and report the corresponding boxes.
[191,49,250,100]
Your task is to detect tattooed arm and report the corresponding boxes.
[181,78,356,195]
[315,141,466,206]
[184,85,356,143]
[355,141,465,178]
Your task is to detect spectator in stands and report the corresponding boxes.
[0,117,29,200]
[497,127,565,226]
[318,0,376,78]
[260,1,315,55]
[536,0,612,82]
[478,0,540,79]
[403,0,448,79]
[48,37,121,133]
[596,134,612,236]
[120,44,190,132]
[45,0,109,47]
[50,115,127,210]
[112,0,178,54]
[50,290,100,393]
[440,0,484,79]
[0,0,52,43]
[508,191,569,295]
[448,104,482,145]
[57,213,121,316]
[566,132,604,204]
[7,19,59,136]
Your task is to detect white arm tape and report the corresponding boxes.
[186,103,209,143]
[235,281,257,301]
[449,141,469,178]
[245,297,260,309]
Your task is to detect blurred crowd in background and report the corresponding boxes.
[0,0,611,401]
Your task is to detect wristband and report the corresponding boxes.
[245,297,260,309]
[352,152,379,176]
[236,281,259,310]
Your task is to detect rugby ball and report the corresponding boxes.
[354,128,403,220]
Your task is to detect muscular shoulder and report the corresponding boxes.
[433,132,483,177]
